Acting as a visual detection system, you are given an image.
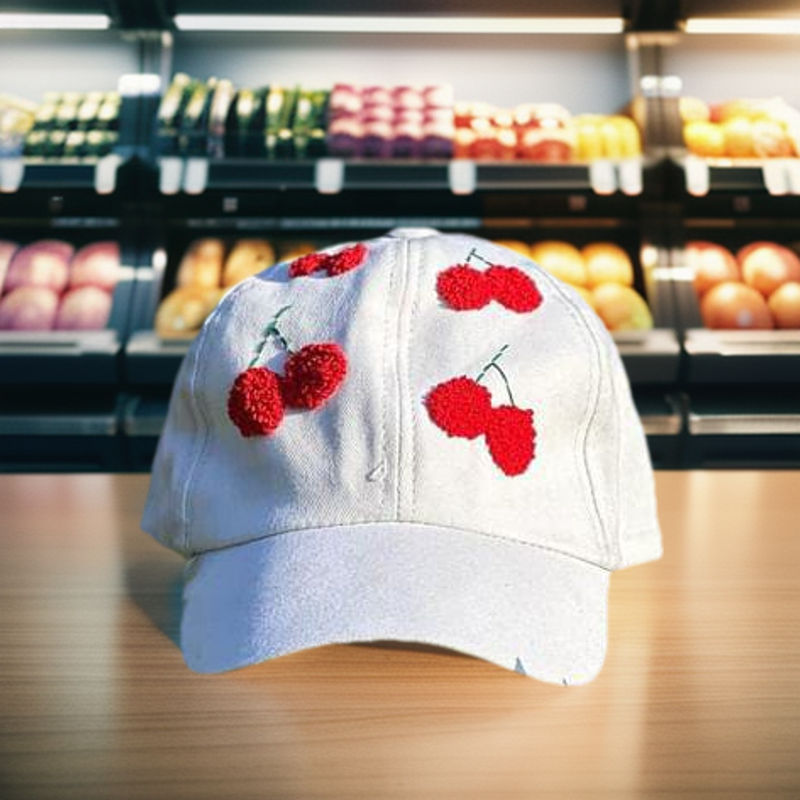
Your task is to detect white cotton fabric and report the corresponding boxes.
[141,227,662,684]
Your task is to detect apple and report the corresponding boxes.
[69,241,120,292]
[0,285,60,330]
[55,286,113,330]
[686,241,740,295]
[752,119,795,158]
[4,240,74,294]
[0,240,18,293]
[767,281,800,328]
[737,242,800,298]
[590,283,653,331]
[700,281,773,329]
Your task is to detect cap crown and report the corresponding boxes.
[143,229,660,571]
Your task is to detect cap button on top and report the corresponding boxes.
[387,227,440,239]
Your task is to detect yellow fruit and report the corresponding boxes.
[581,242,635,288]
[683,120,726,157]
[529,240,588,287]
[608,116,641,157]
[722,117,755,158]
[575,116,604,161]
[591,284,653,331]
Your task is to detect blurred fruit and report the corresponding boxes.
[55,285,112,330]
[767,281,800,328]
[737,242,800,298]
[176,238,225,289]
[529,240,587,286]
[683,120,726,158]
[721,117,755,158]
[700,281,773,330]
[69,241,120,293]
[575,116,604,161]
[679,97,711,123]
[591,283,653,331]
[752,119,794,158]
[581,242,634,288]
[155,285,224,339]
[0,285,60,330]
[493,240,530,257]
[4,240,74,294]
[686,241,741,296]
[222,239,275,286]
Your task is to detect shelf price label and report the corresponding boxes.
[684,155,710,197]
[315,158,344,194]
[0,157,25,193]
[159,157,184,195]
[183,157,209,195]
[448,159,476,195]
[589,159,616,195]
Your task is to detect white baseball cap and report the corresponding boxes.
[141,227,661,685]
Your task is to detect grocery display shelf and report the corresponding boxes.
[683,328,800,384]
[613,329,681,384]
[0,155,130,195]
[156,157,647,197]
[676,155,800,198]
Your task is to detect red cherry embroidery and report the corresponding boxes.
[281,343,348,410]
[424,376,492,439]
[484,405,535,476]
[289,252,327,278]
[485,265,543,313]
[424,346,536,476]
[326,242,368,276]
[228,367,285,437]
[436,250,542,315]
[227,306,348,437]
[288,243,367,279]
[436,265,493,310]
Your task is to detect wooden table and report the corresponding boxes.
[1,472,799,800]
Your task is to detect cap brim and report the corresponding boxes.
[181,523,610,685]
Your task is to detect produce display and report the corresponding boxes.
[0,93,37,157]
[326,83,454,159]
[687,240,800,329]
[454,102,640,161]
[0,240,120,331]
[20,91,120,159]
[154,238,316,339]
[494,239,653,330]
[680,96,800,159]
[157,74,329,159]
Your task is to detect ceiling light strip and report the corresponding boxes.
[0,13,110,30]
[685,18,800,34]
[173,14,624,35]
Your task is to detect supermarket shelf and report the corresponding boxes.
[613,329,681,384]
[157,157,647,196]
[683,328,800,384]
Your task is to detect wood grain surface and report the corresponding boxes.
[1,471,799,800]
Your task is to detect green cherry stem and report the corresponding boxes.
[249,304,293,367]
[476,344,516,407]
[466,247,493,267]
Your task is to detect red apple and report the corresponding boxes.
[4,240,74,294]
[700,281,773,330]
[0,286,60,330]
[686,241,740,296]
[737,242,800,298]
[69,241,121,292]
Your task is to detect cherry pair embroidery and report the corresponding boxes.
[289,242,368,279]
[436,248,542,313]
[228,305,347,438]
[425,345,535,476]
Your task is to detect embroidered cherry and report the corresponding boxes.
[436,264,493,310]
[485,405,535,476]
[227,305,348,438]
[228,367,285,437]
[436,248,542,315]
[281,343,348,410]
[485,264,542,313]
[424,345,535,476]
[288,242,367,279]
[425,376,492,439]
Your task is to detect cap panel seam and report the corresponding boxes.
[378,242,396,515]
[542,277,611,563]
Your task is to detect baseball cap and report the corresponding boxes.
[141,227,662,685]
